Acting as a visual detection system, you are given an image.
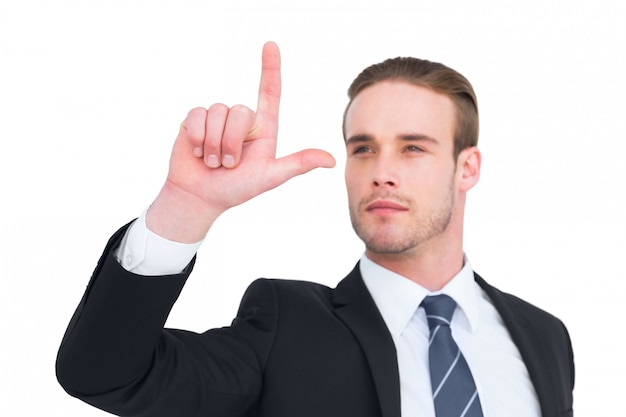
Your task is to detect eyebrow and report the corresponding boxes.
[398,133,440,145]
[345,133,440,146]
[345,134,371,146]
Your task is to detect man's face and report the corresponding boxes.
[344,81,460,258]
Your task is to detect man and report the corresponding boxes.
[56,42,574,417]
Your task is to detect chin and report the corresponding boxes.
[360,230,418,255]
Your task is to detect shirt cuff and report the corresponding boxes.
[115,208,203,276]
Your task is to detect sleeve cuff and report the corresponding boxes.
[115,208,203,276]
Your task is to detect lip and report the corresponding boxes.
[366,200,408,213]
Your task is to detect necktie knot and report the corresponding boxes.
[421,294,456,331]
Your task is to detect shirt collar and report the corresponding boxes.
[359,253,482,338]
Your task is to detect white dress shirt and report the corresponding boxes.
[116,212,541,417]
[360,255,541,417]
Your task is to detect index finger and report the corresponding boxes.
[252,41,281,140]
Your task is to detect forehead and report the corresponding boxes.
[344,81,456,145]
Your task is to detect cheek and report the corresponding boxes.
[344,164,358,188]
[403,168,453,199]
[344,167,365,202]
[344,177,359,204]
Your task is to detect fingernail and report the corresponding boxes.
[222,155,235,168]
[192,148,203,157]
[206,154,220,168]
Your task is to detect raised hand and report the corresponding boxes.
[147,42,336,243]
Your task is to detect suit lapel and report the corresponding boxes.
[475,274,559,417]
[332,263,401,417]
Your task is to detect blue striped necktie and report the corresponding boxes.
[421,295,484,417]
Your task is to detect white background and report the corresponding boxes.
[1,0,624,415]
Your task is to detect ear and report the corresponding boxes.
[456,146,481,192]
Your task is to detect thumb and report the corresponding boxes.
[266,149,336,188]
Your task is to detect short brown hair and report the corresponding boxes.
[343,57,479,160]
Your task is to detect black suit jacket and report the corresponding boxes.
[57,225,574,417]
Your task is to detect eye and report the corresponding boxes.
[405,145,424,153]
[352,146,373,155]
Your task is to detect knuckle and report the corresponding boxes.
[187,106,207,121]
[185,108,207,143]
[230,104,251,113]
[208,103,229,115]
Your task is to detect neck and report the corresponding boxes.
[365,221,465,291]
[366,250,464,292]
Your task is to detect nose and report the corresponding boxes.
[372,156,397,189]
[373,178,396,188]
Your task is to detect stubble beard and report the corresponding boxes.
[349,182,455,256]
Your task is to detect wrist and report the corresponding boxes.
[146,180,224,243]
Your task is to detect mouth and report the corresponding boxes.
[365,200,409,215]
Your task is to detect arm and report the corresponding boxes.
[56,227,279,416]
[56,42,335,415]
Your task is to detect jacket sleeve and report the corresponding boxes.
[56,223,279,417]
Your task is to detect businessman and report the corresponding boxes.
[57,42,574,417]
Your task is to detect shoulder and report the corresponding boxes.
[240,278,335,310]
[474,272,575,395]
[474,271,573,364]
[474,272,565,326]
